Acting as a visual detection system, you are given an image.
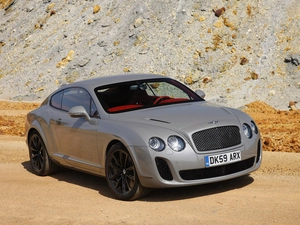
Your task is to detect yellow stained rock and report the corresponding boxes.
[185,76,193,85]
[93,5,101,14]
[46,3,55,13]
[134,17,144,28]
[224,18,234,29]
[0,0,15,10]
[213,19,223,28]
[56,50,75,68]
[198,16,206,22]
[289,101,297,111]
[123,67,132,72]
[37,87,44,92]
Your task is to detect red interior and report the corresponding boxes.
[108,104,143,113]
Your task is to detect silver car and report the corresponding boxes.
[25,74,262,200]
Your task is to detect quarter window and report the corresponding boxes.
[50,91,63,109]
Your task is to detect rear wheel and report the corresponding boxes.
[28,131,58,176]
[105,144,149,200]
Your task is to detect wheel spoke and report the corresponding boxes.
[32,155,38,167]
[108,168,121,181]
[38,156,44,170]
[125,176,133,192]
[121,176,127,193]
[112,177,122,189]
[111,153,122,168]
[30,147,38,154]
[108,161,121,171]
[34,136,40,150]
[108,156,123,190]
[35,158,41,170]
[122,153,128,168]
[118,151,125,167]
[125,166,135,180]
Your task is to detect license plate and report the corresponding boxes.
[204,150,241,167]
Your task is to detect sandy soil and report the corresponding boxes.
[0,100,299,224]
[244,101,300,153]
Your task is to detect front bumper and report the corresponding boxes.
[130,139,262,189]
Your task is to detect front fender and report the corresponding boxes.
[97,119,190,178]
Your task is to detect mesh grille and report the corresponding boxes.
[179,157,255,180]
[155,158,173,181]
[192,126,241,151]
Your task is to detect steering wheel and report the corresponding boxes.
[153,96,171,105]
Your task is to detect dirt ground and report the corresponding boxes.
[0,100,299,224]
[244,101,300,153]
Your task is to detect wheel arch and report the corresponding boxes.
[103,139,153,181]
[104,140,142,172]
[105,140,125,155]
[27,127,45,146]
[26,124,51,158]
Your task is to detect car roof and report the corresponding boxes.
[58,73,167,91]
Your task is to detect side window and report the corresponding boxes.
[61,88,88,112]
[51,88,99,117]
[50,91,63,109]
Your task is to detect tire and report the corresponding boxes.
[28,131,58,176]
[105,144,149,200]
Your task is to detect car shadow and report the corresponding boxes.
[22,161,254,201]
[21,161,112,197]
[143,175,254,202]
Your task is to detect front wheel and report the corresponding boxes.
[28,131,58,176]
[105,144,149,200]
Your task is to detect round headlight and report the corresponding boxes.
[167,135,185,151]
[250,121,258,134]
[242,124,252,139]
[149,137,165,151]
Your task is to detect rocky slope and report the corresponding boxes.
[0,0,299,109]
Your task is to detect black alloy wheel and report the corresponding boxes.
[105,144,148,200]
[28,131,57,176]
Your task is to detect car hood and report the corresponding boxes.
[109,101,241,132]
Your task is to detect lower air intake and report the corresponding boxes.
[155,157,173,181]
[179,157,255,180]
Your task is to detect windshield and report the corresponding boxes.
[94,78,204,113]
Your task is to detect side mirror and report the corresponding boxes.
[195,89,205,99]
[69,106,91,120]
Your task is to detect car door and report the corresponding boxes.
[49,87,101,173]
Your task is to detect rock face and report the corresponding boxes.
[0,0,299,109]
